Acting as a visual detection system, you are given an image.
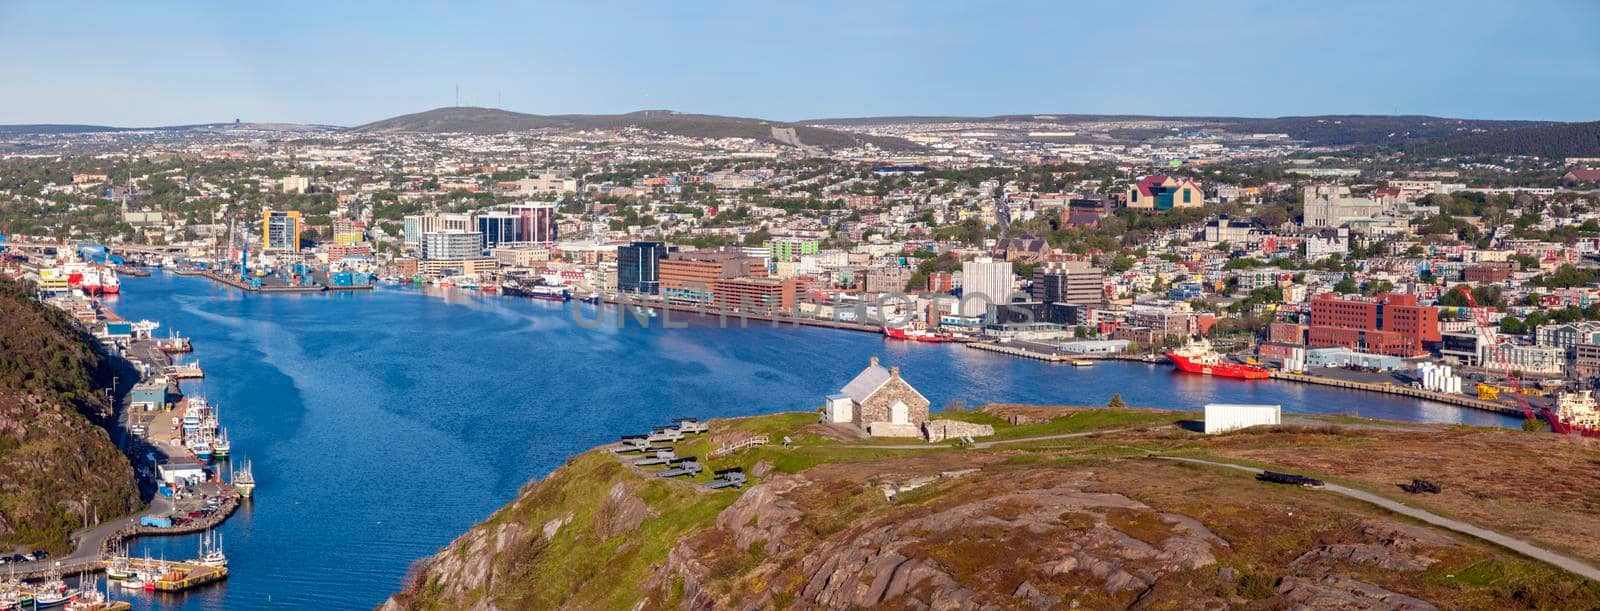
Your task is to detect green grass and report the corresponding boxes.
[938,407,1185,440]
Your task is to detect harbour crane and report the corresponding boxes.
[1452,284,1568,432]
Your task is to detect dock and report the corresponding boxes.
[965,341,1160,364]
[1270,371,1526,416]
[110,557,228,591]
[597,295,883,333]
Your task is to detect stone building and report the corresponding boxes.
[822,357,931,437]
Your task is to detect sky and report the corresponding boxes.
[1,1,1596,127]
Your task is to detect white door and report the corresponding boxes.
[890,401,909,424]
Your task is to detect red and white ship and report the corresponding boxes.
[81,266,121,295]
[1166,337,1270,380]
[883,326,956,343]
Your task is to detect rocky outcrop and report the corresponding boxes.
[594,482,652,539]
[714,475,807,554]
[1291,520,1459,574]
[1273,574,1438,610]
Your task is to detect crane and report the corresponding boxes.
[1452,284,1567,432]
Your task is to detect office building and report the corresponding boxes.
[421,231,484,261]
[1031,260,1104,306]
[659,250,767,304]
[403,215,424,246]
[1307,293,1440,357]
[617,241,669,294]
[960,257,1015,317]
[263,210,302,252]
[713,276,797,313]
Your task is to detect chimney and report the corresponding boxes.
[890,366,900,378]
[869,356,879,367]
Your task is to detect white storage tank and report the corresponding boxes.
[1203,403,1283,434]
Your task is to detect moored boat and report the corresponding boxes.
[883,326,955,343]
[1166,337,1271,380]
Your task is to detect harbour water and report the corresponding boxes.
[104,272,1518,609]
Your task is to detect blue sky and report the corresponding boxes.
[1,1,1595,126]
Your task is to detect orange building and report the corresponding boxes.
[713,277,797,313]
[658,250,768,304]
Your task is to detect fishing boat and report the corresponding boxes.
[1166,337,1271,380]
[104,556,132,581]
[1070,359,1094,367]
[211,429,231,459]
[29,578,77,608]
[527,285,570,301]
[233,459,256,498]
[883,326,955,343]
[190,439,214,462]
[195,532,228,568]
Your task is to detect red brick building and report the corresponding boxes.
[1307,293,1440,356]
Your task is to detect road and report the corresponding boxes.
[1156,456,1600,582]
[838,426,1156,450]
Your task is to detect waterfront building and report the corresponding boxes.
[1307,292,1440,357]
[659,250,767,304]
[1031,260,1105,306]
[960,256,1014,317]
[1125,175,1203,211]
[422,231,483,260]
[617,241,668,294]
[263,210,302,252]
[1481,341,1564,375]
[331,219,364,246]
[477,212,524,249]
[712,276,797,313]
[1575,343,1600,379]
[821,357,930,438]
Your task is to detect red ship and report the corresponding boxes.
[883,326,956,343]
[1166,338,1271,380]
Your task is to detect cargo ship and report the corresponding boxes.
[883,326,955,343]
[1166,338,1271,380]
[1552,391,1600,437]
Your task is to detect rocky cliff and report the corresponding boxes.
[0,277,139,552]
[385,409,1600,610]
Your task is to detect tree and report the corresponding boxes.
[1500,316,1526,335]
[1107,394,1126,409]
[1333,276,1358,294]
[1255,205,1289,228]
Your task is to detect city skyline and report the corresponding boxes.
[1,0,1596,127]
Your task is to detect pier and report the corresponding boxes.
[596,294,883,333]
[1270,371,1526,416]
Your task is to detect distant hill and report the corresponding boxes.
[0,124,132,136]
[351,107,919,151]
[0,122,337,136]
[1411,121,1600,158]
[806,113,1556,147]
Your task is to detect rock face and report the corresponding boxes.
[664,476,1228,608]
[1274,575,1439,610]
[0,277,138,552]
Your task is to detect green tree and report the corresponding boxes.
[1333,276,1358,294]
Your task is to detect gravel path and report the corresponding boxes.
[1157,455,1600,582]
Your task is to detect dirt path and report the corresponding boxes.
[1156,456,1600,582]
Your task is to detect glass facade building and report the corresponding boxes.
[617,241,668,294]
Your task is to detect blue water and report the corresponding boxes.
[98,272,1517,609]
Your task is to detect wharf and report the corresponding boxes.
[114,557,228,591]
[597,295,882,333]
[965,341,1161,364]
[1270,371,1525,416]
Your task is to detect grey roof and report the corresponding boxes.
[840,364,892,404]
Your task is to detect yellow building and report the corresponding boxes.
[263,210,302,252]
[1125,175,1204,210]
